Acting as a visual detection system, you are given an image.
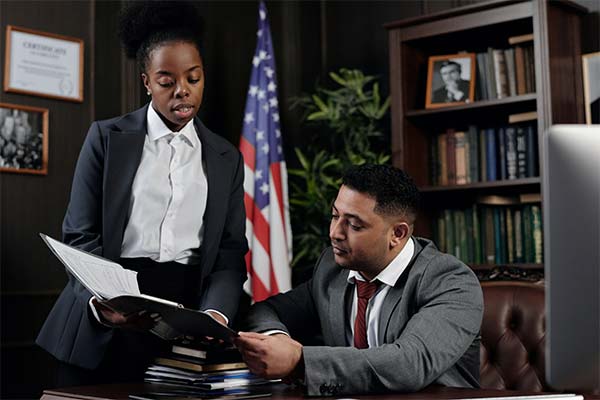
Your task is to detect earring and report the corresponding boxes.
[147,91,151,96]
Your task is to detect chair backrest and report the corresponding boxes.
[480,281,547,391]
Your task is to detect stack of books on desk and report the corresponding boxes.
[142,343,273,398]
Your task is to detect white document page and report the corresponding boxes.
[42,234,140,300]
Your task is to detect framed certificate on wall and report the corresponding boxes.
[3,25,84,102]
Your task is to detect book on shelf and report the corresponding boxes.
[446,129,457,185]
[504,48,517,97]
[508,33,534,45]
[455,131,467,185]
[39,233,238,342]
[509,111,537,124]
[434,200,543,266]
[473,41,534,101]
[429,122,538,186]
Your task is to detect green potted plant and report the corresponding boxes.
[289,68,391,281]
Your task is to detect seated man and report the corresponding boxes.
[235,164,483,396]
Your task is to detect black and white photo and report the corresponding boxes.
[0,103,48,174]
[426,53,476,109]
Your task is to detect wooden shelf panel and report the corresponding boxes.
[420,177,540,193]
[405,93,537,118]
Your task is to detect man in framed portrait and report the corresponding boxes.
[432,60,471,103]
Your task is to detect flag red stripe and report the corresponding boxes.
[244,193,270,255]
[270,163,288,247]
[239,136,256,170]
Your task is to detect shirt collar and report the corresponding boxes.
[347,237,415,287]
[146,103,198,148]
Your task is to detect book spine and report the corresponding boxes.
[499,207,507,264]
[506,207,514,264]
[465,208,474,264]
[505,127,518,180]
[446,129,456,185]
[458,210,467,262]
[498,127,507,181]
[444,209,454,259]
[532,204,543,263]
[493,208,502,264]
[487,47,498,99]
[504,48,517,97]
[439,132,448,186]
[472,205,482,264]
[485,207,495,264]
[455,131,467,185]
[486,128,497,181]
[514,208,524,263]
[437,213,446,253]
[453,209,461,258]
[492,49,509,99]
[479,129,487,182]
[476,52,489,100]
[514,45,527,95]
[527,44,536,93]
[516,126,527,178]
[526,124,538,177]
[522,205,533,263]
[468,125,479,183]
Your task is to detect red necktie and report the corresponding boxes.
[353,280,380,349]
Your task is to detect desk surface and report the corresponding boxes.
[40,383,600,400]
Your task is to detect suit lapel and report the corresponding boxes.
[195,119,229,274]
[378,238,425,342]
[103,106,147,260]
[328,269,352,347]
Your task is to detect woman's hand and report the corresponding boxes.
[91,298,157,331]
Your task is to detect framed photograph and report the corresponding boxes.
[582,51,600,124]
[4,25,84,102]
[0,103,49,175]
[425,53,476,109]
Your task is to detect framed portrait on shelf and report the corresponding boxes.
[4,25,84,102]
[582,52,600,124]
[425,53,476,109]
[0,103,49,175]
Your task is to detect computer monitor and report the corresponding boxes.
[543,124,600,392]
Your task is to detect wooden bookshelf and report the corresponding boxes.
[385,0,587,275]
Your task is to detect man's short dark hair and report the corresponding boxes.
[440,60,461,73]
[342,164,420,223]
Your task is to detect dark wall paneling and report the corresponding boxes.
[0,0,95,397]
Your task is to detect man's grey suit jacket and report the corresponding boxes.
[36,105,248,370]
[245,237,483,396]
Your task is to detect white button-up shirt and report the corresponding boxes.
[121,104,208,265]
[347,237,415,347]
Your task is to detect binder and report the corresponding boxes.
[40,233,238,342]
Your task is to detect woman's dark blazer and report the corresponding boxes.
[36,105,248,369]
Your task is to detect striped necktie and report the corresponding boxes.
[353,279,380,349]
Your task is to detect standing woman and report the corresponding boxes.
[37,1,248,386]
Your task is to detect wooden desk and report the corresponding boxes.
[40,383,600,400]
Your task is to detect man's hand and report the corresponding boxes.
[91,298,157,331]
[234,332,304,380]
[445,81,465,100]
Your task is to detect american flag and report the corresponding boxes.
[240,1,292,302]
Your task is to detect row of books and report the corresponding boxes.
[475,34,535,101]
[139,344,272,399]
[433,195,543,265]
[429,122,537,186]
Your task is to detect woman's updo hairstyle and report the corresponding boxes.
[118,1,204,72]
